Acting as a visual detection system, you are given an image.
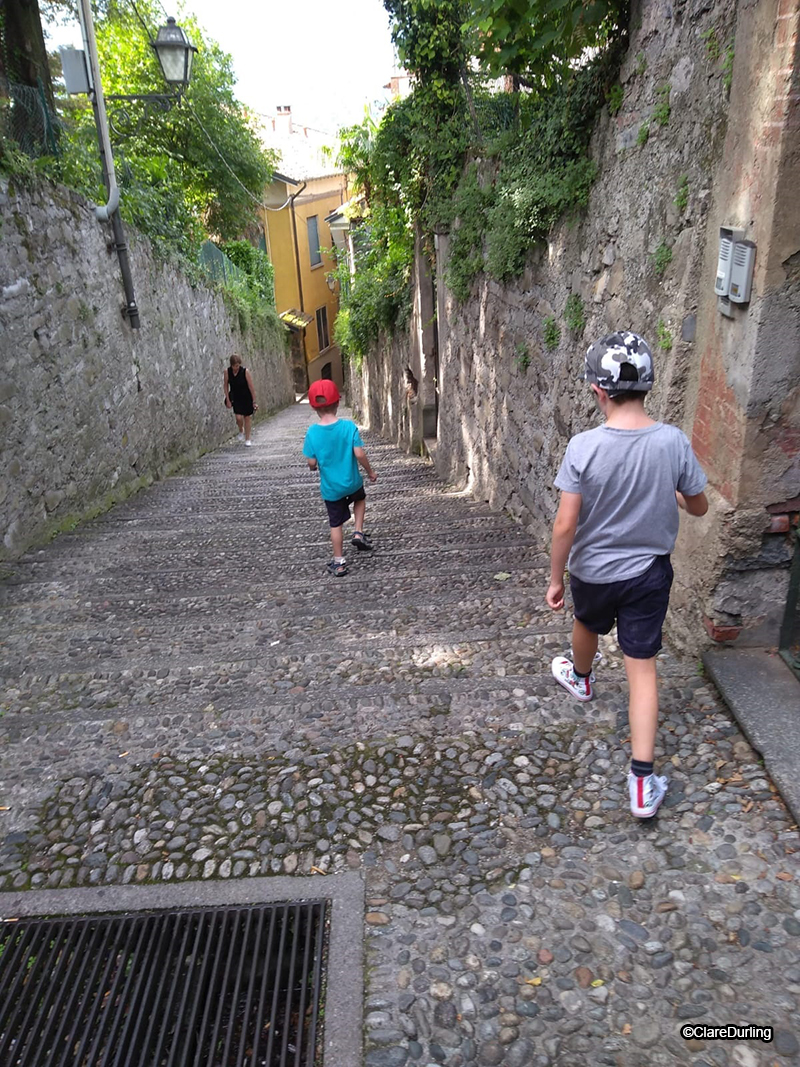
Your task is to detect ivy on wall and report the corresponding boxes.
[334,0,629,362]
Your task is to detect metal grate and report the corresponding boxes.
[0,901,327,1067]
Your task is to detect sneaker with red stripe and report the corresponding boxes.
[550,656,594,702]
[628,772,668,818]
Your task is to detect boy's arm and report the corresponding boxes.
[547,492,582,610]
[302,431,317,471]
[676,490,708,516]
[354,446,378,483]
[223,370,231,407]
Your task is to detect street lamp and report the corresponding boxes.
[153,18,197,89]
[64,5,197,328]
[104,17,197,113]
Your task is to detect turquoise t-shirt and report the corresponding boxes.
[303,419,364,501]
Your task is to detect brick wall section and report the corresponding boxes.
[685,0,800,644]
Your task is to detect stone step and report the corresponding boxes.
[0,650,707,723]
[12,530,541,569]
[0,577,548,621]
[27,509,520,550]
[0,617,572,677]
[0,554,550,598]
[0,669,631,739]
[0,671,716,792]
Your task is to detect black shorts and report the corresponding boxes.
[232,402,254,417]
[324,486,366,527]
[570,555,674,659]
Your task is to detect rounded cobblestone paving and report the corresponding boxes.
[1,404,799,1065]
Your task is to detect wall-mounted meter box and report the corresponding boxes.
[729,240,756,304]
[715,226,744,297]
[59,47,90,94]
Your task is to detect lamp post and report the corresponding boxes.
[153,18,196,88]
[73,3,196,329]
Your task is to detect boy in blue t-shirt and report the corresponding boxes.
[546,332,708,820]
[302,379,378,577]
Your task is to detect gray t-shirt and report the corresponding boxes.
[554,422,707,583]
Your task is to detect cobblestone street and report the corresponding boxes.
[1,402,799,1066]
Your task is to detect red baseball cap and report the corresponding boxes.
[308,379,340,408]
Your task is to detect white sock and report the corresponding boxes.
[334,556,346,564]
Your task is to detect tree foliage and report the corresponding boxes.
[222,240,275,306]
[333,0,629,362]
[467,0,629,84]
[42,0,276,258]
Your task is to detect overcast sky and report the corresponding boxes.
[47,0,397,134]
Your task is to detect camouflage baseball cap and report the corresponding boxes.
[584,331,654,394]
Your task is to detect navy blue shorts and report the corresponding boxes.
[570,555,674,659]
[324,486,365,528]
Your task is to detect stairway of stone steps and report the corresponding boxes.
[5,404,800,1067]
[0,402,692,812]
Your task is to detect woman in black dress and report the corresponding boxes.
[223,354,258,446]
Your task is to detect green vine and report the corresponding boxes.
[606,84,624,116]
[656,318,673,351]
[652,85,671,127]
[674,174,689,213]
[221,241,276,307]
[564,293,586,333]
[333,0,629,360]
[446,164,491,302]
[515,341,532,371]
[701,28,720,61]
[722,43,735,93]
[652,241,673,277]
[543,316,560,350]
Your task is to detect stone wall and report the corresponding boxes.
[350,0,800,651]
[0,177,294,559]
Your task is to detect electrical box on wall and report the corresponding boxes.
[59,47,90,94]
[715,226,744,297]
[729,240,756,304]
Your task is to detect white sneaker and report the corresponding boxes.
[628,772,668,818]
[551,656,593,701]
[244,440,253,447]
[237,432,245,442]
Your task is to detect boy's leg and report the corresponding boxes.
[552,617,599,702]
[571,618,599,677]
[616,557,673,817]
[351,491,373,550]
[330,524,344,558]
[235,414,244,433]
[552,576,609,702]
[353,496,366,533]
[625,654,666,818]
[243,415,252,442]
[624,655,659,762]
[324,500,349,575]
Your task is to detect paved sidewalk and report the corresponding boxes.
[1,402,800,1066]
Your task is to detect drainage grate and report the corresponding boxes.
[0,900,327,1067]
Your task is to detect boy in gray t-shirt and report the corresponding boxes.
[546,332,708,819]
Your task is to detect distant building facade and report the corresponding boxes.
[260,107,349,393]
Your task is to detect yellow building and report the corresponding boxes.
[260,108,349,393]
